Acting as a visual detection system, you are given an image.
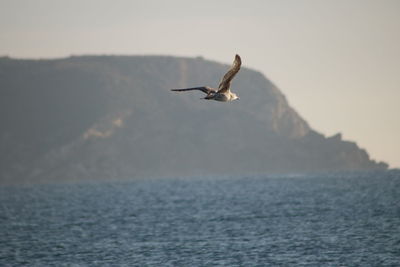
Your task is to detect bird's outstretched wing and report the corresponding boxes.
[217,54,241,94]
[171,86,216,95]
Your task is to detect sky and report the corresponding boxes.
[1,0,399,168]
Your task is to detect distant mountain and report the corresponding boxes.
[0,55,388,184]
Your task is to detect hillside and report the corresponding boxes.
[0,55,388,183]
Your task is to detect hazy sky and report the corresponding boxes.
[1,0,399,168]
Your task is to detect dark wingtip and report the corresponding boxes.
[235,54,242,67]
[235,54,241,63]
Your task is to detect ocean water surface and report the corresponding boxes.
[1,171,399,266]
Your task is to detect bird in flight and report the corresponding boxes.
[171,54,241,102]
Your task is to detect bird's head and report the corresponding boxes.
[232,93,239,100]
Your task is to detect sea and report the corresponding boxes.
[1,171,399,266]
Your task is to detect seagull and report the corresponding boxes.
[171,54,241,102]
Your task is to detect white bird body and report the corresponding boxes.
[206,90,238,102]
[171,54,242,102]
